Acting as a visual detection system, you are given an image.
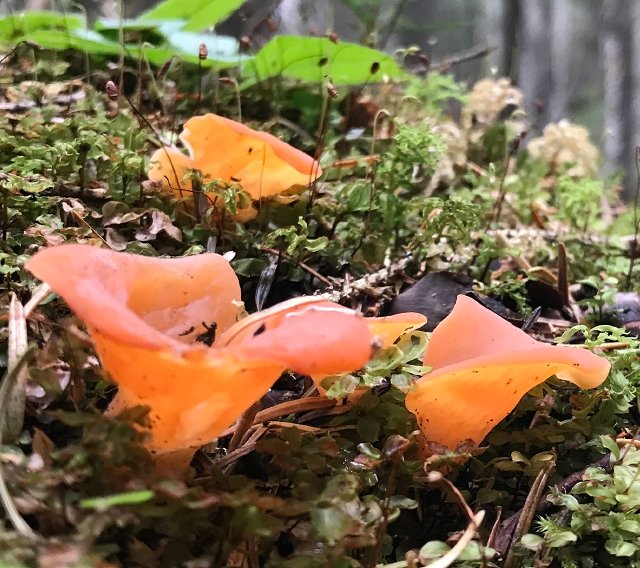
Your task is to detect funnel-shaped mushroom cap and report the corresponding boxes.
[405,295,611,449]
[26,244,241,350]
[26,245,373,459]
[148,113,322,217]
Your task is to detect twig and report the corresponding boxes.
[429,511,485,568]
[272,116,316,145]
[320,254,411,304]
[227,402,260,453]
[617,437,640,449]
[24,284,52,318]
[495,453,612,556]
[307,80,334,213]
[0,40,41,66]
[219,397,338,438]
[119,91,182,197]
[503,459,555,568]
[434,45,494,72]
[0,347,37,539]
[218,422,355,469]
[217,444,258,469]
[484,506,502,568]
[557,242,570,306]
[258,246,332,286]
[68,210,111,248]
[5,294,28,442]
[425,471,475,522]
[488,132,524,230]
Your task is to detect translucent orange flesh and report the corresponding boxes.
[405,295,611,449]
[27,245,374,458]
[148,113,322,214]
[366,313,427,349]
[26,244,241,350]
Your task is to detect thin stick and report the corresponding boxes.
[219,397,337,438]
[434,45,494,72]
[502,459,556,567]
[306,82,333,213]
[24,284,52,318]
[227,402,260,453]
[426,471,475,522]
[69,210,111,248]
[258,246,332,286]
[120,92,181,195]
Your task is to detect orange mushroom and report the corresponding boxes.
[365,313,427,349]
[311,312,427,394]
[148,113,322,220]
[405,295,611,450]
[26,245,373,469]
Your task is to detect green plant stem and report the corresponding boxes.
[121,92,181,198]
[306,84,333,214]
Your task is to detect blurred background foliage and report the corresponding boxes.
[3,0,638,195]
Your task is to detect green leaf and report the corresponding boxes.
[242,35,406,88]
[419,540,450,561]
[511,451,530,465]
[0,11,83,42]
[94,17,169,44]
[546,530,577,548]
[619,519,640,534]
[162,29,240,62]
[356,443,381,460]
[520,533,544,551]
[387,495,418,510]
[232,258,269,277]
[299,235,329,253]
[357,416,380,442]
[600,435,620,461]
[605,538,637,557]
[401,364,430,376]
[15,28,122,56]
[141,0,247,32]
[347,183,373,212]
[325,375,359,399]
[390,373,413,390]
[79,490,155,509]
[16,25,239,68]
[476,488,500,506]
[311,503,354,541]
[396,332,428,364]
[365,347,404,375]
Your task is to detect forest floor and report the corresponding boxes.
[1,25,640,568]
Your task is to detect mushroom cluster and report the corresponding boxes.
[27,245,430,470]
[27,246,611,468]
[27,245,377,469]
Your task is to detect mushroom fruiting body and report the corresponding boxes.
[310,312,428,394]
[405,295,611,450]
[148,113,322,220]
[26,245,373,467]
[365,313,428,349]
